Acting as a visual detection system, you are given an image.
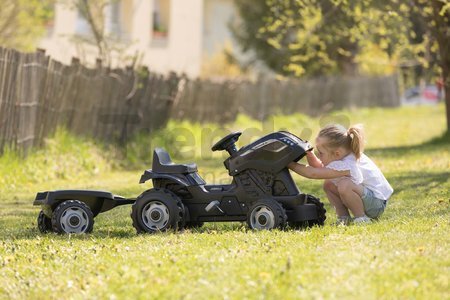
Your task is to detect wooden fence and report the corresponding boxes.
[172,75,400,123]
[0,48,400,153]
[0,47,181,153]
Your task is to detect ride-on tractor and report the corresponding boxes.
[34,131,326,234]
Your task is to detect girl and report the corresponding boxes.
[288,124,393,225]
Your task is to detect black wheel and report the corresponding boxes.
[131,188,184,234]
[247,199,287,230]
[306,195,326,226]
[177,201,187,230]
[51,200,94,234]
[290,195,326,229]
[37,210,53,233]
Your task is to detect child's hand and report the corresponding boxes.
[306,150,317,158]
[306,150,324,168]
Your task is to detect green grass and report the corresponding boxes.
[0,104,449,299]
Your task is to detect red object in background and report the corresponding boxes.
[402,85,442,104]
[423,87,438,101]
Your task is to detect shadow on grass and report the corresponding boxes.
[366,131,449,157]
[389,171,450,195]
[2,217,324,241]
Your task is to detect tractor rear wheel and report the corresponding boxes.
[131,188,184,234]
[289,195,326,229]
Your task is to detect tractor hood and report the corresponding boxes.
[225,131,312,176]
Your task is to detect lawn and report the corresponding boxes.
[0,104,449,299]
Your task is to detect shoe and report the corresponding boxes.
[332,216,351,226]
[353,215,372,225]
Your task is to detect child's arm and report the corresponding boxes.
[306,151,324,168]
[288,162,349,179]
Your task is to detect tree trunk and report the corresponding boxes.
[430,0,450,131]
[445,81,450,131]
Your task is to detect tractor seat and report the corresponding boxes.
[152,148,198,174]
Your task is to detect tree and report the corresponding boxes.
[64,0,136,66]
[232,0,450,131]
[0,0,54,51]
[232,0,409,77]
[64,0,113,65]
[413,0,450,130]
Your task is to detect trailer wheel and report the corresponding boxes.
[131,188,184,234]
[37,210,53,233]
[51,200,94,234]
[247,199,287,230]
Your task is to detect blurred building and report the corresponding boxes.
[39,0,240,77]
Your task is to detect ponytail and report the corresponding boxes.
[347,124,364,159]
[318,123,365,159]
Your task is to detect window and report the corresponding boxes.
[75,8,91,37]
[44,2,55,37]
[152,0,170,39]
[105,1,122,38]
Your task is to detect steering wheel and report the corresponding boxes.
[211,132,242,154]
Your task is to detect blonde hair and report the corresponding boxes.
[318,124,365,159]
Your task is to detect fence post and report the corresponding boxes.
[258,74,268,121]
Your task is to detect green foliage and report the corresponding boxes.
[0,0,54,51]
[0,105,448,299]
[232,0,446,78]
[232,0,409,76]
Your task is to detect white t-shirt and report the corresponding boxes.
[359,153,393,200]
[326,154,363,185]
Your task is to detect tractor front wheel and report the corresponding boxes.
[247,199,287,230]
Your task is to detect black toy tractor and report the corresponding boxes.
[34,131,326,234]
[133,131,326,232]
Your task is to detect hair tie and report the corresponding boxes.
[347,130,353,139]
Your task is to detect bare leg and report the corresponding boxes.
[323,180,350,217]
[336,179,365,218]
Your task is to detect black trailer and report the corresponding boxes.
[35,190,134,234]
